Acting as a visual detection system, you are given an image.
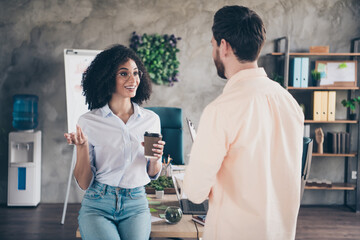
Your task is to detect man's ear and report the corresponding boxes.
[219,39,232,58]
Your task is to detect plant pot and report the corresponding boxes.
[155,190,164,199]
[350,113,357,120]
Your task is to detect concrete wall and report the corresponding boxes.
[0,0,359,203]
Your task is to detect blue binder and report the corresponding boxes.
[300,57,309,87]
[290,58,301,87]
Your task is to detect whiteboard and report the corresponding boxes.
[64,49,101,133]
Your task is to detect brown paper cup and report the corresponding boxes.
[144,132,162,158]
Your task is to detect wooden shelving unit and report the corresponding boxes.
[269,52,360,56]
[305,183,356,190]
[271,36,360,212]
[312,153,357,157]
[288,86,360,90]
[304,120,358,124]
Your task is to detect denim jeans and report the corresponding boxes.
[78,181,151,240]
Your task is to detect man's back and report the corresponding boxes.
[184,68,304,239]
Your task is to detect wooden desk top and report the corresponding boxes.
[149,194,203,238]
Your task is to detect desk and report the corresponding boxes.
[149,194,203,239]
[76,194,204,239]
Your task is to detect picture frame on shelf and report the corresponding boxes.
[315,60,357,87]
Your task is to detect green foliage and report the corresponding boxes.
[130,32,181,86]
[154,185,164,191]
[311,70,321,81]
[146,176,174,190]
[341,96,360,113]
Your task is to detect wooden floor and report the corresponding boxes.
[0,204,359,240]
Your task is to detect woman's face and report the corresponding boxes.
[115,59,141,99]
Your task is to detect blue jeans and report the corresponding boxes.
[78,181,151,240]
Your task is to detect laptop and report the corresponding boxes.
[172,173,208,215]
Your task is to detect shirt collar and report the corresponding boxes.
[223,67,267,93]
[99,102,143,118]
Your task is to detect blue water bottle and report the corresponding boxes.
[12,94,39,130]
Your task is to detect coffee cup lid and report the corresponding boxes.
[144,132,162,137]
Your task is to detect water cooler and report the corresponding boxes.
[7,95,41,207]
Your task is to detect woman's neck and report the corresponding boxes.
[108,96,134,123]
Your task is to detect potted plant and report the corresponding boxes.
[341,96,360,120]
[155,185,164,199]
[130,32,181,86]
[311,70,321,86]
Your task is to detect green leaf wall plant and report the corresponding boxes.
[130,32,181,86]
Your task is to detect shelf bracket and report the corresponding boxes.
[351,37,360,54]
[274,37,290,89]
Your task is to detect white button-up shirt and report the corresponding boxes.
[77,102,161,189]
[184,68,304,240]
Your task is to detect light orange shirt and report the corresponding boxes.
[183,68,304,240]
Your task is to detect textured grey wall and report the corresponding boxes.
[0,0,359,204]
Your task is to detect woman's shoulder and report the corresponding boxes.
[136,104,160,121]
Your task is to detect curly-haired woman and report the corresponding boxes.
[64,44,165,240]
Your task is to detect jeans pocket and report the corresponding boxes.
[84,186,103,200]
[129,187,145,200]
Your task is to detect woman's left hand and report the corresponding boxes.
[141,140,166,162]
[152,140,166,160]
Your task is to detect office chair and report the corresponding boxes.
[145,107,184,165]
[301,137,313,200]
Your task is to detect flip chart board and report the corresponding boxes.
[64,49,101,133]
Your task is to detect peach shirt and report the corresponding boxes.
[183,68,304,240]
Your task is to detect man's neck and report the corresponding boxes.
[225,61,258,79]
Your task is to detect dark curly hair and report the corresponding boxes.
[212,5,266,62]
[82,44,152,110]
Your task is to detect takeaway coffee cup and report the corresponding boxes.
[144,132,162,158]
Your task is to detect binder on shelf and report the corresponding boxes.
[327,91,336,121]
[290,58,301,87]
[313,91,322,121]
[337,132,341,154]
[320,91,328,121]
[304,124,310,137]
[327,132,337,154]
[300,57,309,87]
[345,132,350,154]
[341,132,346,154]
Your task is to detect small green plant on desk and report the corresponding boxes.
[154,185,164,199]
[146,176,174,194]
[341,96,360,120]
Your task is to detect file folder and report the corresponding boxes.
[300,58,309,87]
[290,58,301,87]
[327,91,336,121]
[327,132,337,154]
[320,91,328,121]
[313,91,322,121]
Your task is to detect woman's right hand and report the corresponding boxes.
[64,125,88,147]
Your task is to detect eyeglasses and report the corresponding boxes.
[118,70,143,81]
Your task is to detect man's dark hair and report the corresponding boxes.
[82,44,152,110]
[212,5,266,62]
